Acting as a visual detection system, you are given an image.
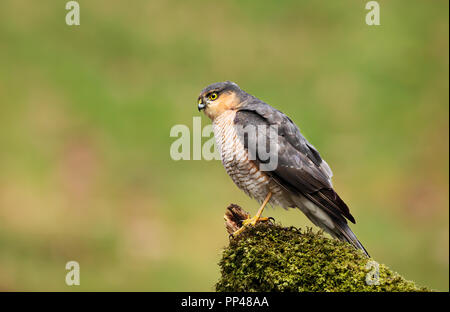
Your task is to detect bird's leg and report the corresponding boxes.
[244,192,272,226]
[232,192,272,236]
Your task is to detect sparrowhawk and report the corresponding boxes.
[197,81,369,256]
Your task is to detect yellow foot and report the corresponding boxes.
[242,215,269,226]
[231,216,269,237]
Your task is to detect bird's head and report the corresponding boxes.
[197,81,246,120]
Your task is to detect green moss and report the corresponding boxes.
[216,224,430,292]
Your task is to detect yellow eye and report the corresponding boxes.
[209,92,218,101]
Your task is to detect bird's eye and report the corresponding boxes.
[209,92,218,101]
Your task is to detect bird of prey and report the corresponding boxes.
[197,81,369,256]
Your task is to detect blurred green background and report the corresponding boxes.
[0,0,448,291]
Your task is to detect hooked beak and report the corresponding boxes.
[198,102,206,111]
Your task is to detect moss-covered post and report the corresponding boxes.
[216,204,430,292]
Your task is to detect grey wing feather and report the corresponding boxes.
[234,101,355,224]
[239,100,333,185]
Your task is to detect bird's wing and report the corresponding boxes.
[234,104,355,224]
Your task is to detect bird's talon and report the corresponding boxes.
[242,216,258,227]
[231,215,270,237]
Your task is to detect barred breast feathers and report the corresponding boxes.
[212,110,293,209]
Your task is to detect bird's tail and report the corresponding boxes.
[292,195,370,257]
[331,218,370,257]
